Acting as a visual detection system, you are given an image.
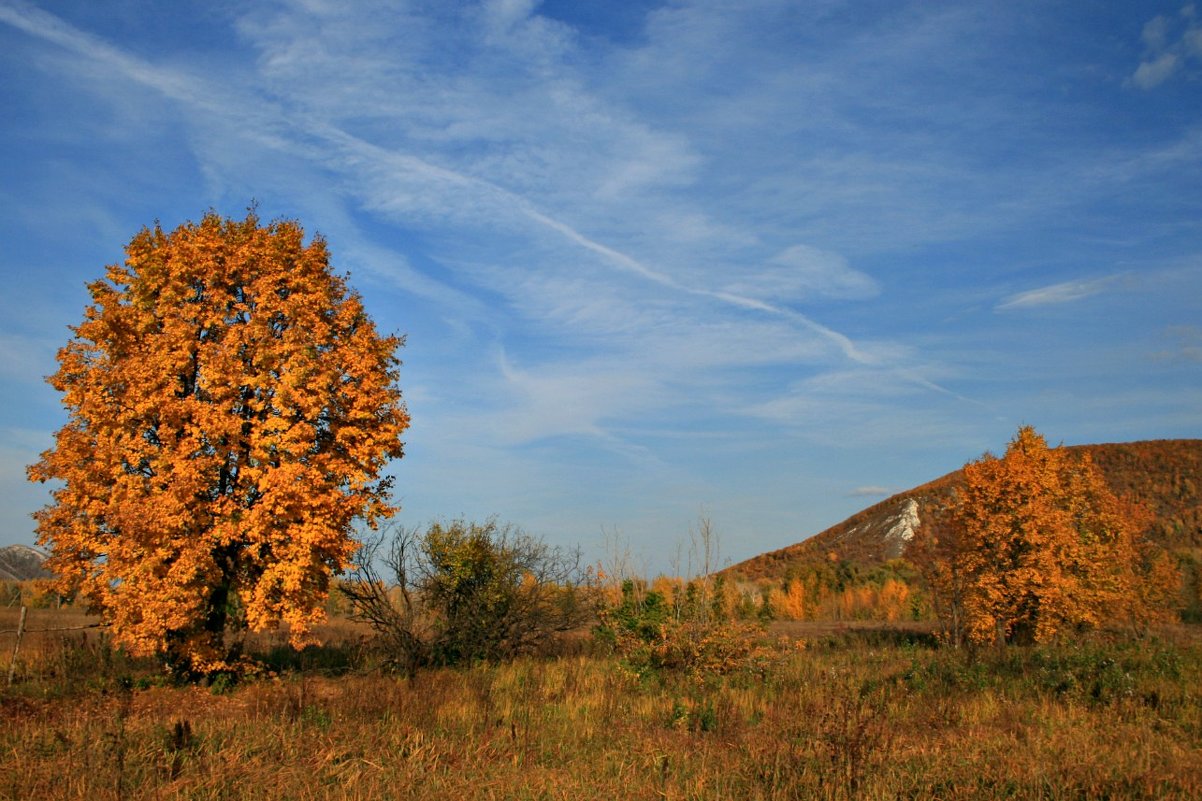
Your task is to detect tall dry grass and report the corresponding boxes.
[2,610,1200,800]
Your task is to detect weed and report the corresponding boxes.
[815,683,894,800]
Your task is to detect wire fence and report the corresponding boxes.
[3,606,106,685]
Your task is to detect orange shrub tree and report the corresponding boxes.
[913,426,1178,646]
[28,211,408,672]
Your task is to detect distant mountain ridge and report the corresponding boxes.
[726,439,1202,583]
[0,544,51,582]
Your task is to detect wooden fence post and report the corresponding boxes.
[7,605,27,686]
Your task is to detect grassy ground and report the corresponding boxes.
[2,610,1201,800]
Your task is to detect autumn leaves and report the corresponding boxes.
[28,211,408,673]
[912,426,1179,647]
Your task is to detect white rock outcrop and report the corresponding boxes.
[882,498,920,558]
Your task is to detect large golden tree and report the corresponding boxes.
[29,211,408,671]
[914,426,1178,646]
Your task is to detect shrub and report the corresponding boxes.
[343,519,595,672]
[596,580,775,680]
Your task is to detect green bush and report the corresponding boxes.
[595,580,773,680]
[343,518,595,672]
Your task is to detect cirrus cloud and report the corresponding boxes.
[996,274,1126,311]
[724,245,879,303]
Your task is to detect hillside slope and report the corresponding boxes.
[726,439,1202,583]
[0,544,51,582]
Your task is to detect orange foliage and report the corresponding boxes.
[650,575,681,616]
[28,211,408,671]
[768,579,807,620]
[765,574,912,622]
[876,578,912,622]
[934,426,1178,646]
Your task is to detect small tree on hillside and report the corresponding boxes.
[28,211,408,673]
[912,426,1179,646]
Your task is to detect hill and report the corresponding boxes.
[725,439,1202,583]
[0,544,52,582]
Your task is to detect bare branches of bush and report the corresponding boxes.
[343,519,595,672]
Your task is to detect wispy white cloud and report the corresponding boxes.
[848,486,893,498]
[0,0,234,113]
[996,275,1125,311]
[1157,325,1202,363]
[742,360,977,450]
[724,245,879,303]
[493,351,664,446]
[1132,52,1180,89]
[1144,13,1173,50]
[1129,8,1202,89]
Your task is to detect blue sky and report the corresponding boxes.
[1,0,1199,575]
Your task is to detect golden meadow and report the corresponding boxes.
[3,604,1201,801]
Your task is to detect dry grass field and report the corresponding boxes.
[2,607,1201,800]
